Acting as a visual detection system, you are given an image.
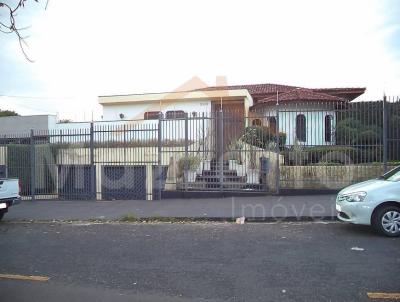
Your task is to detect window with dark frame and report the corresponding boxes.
[144,111,162,120]
[166,110,186,119]
[269,116,277,133]
[296,114,306,142]
[252,118,262,126]
[325,115,333,142]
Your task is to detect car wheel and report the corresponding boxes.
[372,206,400,237]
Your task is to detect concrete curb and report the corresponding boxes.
[2,216,339,223]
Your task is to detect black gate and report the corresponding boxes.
[101,165,146,200]
[1,97,399,200]
[58,165,94,200]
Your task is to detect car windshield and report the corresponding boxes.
[381,166,400,182]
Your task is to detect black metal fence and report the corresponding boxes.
[275,97,400,191]
[0,97,399,200]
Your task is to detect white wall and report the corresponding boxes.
[51,101,336,147]
[97,99,214,142]
[0,115,57,135]
[102,99,212,121]
[50,100,214,143]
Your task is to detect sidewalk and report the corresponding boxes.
[2,195,338,222]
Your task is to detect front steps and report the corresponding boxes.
[176,160,266,191]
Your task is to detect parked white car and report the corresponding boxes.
[336,166,400,237]
[0,178,21,221]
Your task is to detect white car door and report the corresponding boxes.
[0,179,19,200]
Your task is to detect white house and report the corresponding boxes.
[98,83,365,146]
[99,89,254,143]
[250,88,347,146]
[0,83,367,198]
[99,89,253,120]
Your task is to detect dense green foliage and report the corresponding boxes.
[0,109,19,117]
[335,101,400,161]
[336,118,381,145]
[7,145,31,195]
[282,145,383,166]
[7,144,57,195]
[177,156,201,177]
[242,126,287,149]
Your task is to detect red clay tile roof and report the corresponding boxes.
[197,83,298,95]
[312,87,366,100]
[256,88,344,104]
[313,87,366,93]
[196,83,366,104]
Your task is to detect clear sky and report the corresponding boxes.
[0,0,399,121]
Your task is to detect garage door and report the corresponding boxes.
[58,165,95,200]
[101,165,146,200]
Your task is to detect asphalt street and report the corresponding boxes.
[0,221,399,302]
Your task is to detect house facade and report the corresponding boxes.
[99,89,254,145]
[0,83,372,200]
[99,89,253,120]
[250,87,365,146]
[99,83,366,147]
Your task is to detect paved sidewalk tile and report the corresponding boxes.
[2,195,337,222]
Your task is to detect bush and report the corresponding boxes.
[281,145,385,166]
[282,146,359,166]
[242,126,286,149]
[227,139,244,163]
[177,156,201,177]
[7,144,31,195]
[7,144,57,195]
[336,118,381,145]
[358,147,383,163]
[307,146,358,164]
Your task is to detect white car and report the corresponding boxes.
[0,178,21,221]
[336,166,400,237]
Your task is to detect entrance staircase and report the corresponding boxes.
[181,159,265,191]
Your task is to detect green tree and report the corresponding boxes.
[0,109,19,117]
[336,118,381,145]
[242,126,287,149]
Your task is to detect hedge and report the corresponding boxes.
[281,145,383,166]
[7,145,32,195]
[7,144,57,195]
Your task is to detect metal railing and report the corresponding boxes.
[0,97,399,200]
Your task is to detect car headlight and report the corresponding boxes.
[340,192,367,202]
